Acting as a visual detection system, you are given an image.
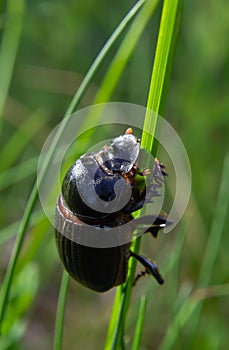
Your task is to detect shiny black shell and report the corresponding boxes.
[55,130,167,292]
[61,132,141,219]
[55,239,130,292]
[55,214,131,292]
[55,192,133,292]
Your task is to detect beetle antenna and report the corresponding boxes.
[130,251,164,284]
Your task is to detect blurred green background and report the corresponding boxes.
[0,0,228,349]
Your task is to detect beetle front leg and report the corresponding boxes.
[130,250,164,285]
[145,214,169,238]
[129,213,171,239]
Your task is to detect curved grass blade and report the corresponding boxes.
[158,153,229,350]
[131,296,147,350]
[94,0,160,105]
[71,0,160,162]
[0,0,146,333]
[142,0,183,152]
[0,210,43,245]
[188,152,229,337]
[0,108,48,171]
[53,272,70,350]
[0,156,38,191]
[0,0,25,132]
[105,0,184,348]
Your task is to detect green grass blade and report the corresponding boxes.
[159,153,229,350]
[64,0,146,118]
[105,1,183,349]
[159,282,229,350]
[189,152,229,334]
[70,0,159,161]
[94,0,160,104]
[0,210,43,245]
[197,154,229,286]
[142,0,183,152]
[104,253,140,350]
[0,108,48,171]
[0,184,38,332]
[0,156,38,191]
[0,0,146,333]
[154,218,190,311]
[158,297,198,350]
[53,272,70,350]
[131,296,147,350]
[0,0,25,131]
[104,287,123,347]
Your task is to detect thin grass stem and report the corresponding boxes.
[0,0,25,132]
[0,156,38,191]
[53,272,70,350]
[189,153,229,334]
[131,296,147,350]
[159,153,229,350]
[105,0,183,348]
[0,0,145,332]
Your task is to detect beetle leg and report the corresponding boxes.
[132,268,148,286]
[129,213,172,239]
[155,158,168,177]
[145,214,170,238]
[130,251,164,284]
[136,168,151,176]
[139,213,172,238]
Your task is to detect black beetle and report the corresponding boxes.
[55,128,169,292]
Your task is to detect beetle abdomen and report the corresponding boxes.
[55,195,131,292]
[55,230,130,292]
